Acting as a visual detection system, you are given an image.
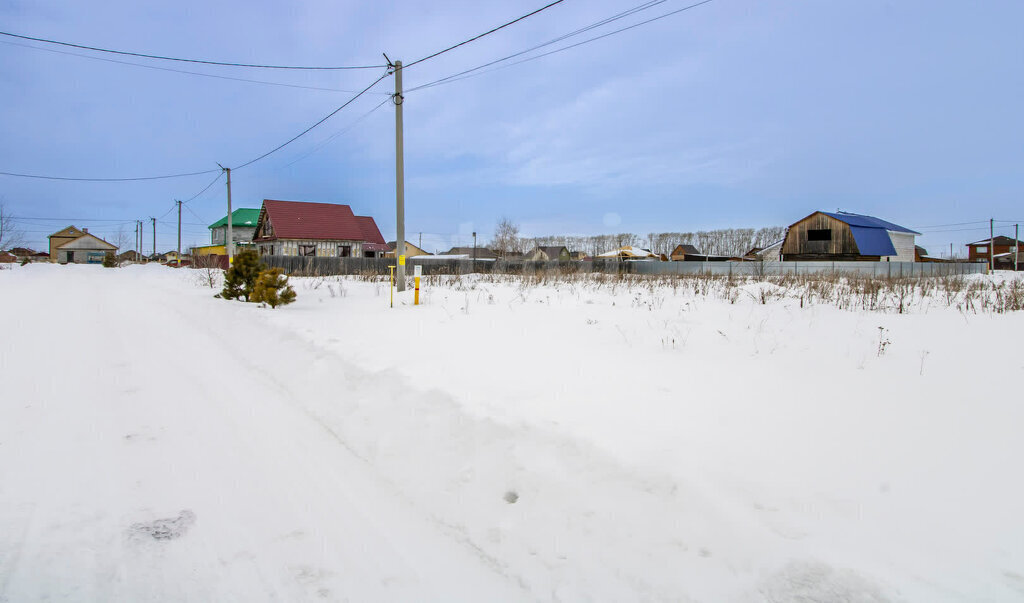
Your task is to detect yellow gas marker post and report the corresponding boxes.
[388,265,396,308]
[414,264,422,305]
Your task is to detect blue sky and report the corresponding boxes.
[1,0,1022,255]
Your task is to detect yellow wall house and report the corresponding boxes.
[192,245,227,256]
[49,226,117,264]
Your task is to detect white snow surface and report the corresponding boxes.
[2,264,1023,602]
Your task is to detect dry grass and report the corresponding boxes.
[327,269,1023,315]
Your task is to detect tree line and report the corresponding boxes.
[490,218,785,258]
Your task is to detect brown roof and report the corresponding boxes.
[260,199,382,242]
[354,215,386,245]
[537,246,569,259]
[672,244,701,255]
[967,236,1019,247]
[442,247,499,259]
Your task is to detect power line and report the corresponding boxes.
[912,220,989,229]
[408,0,717,93]
[182,204,206,223]
[0,40,392,95]
[156,203,178,221]
[918,226,1006,234]
[0,168,219,182]
[0,30,385,70]
[408,0,677,92]
[231,71,391,170]
[13,216,140,222]
[404,0,567,69]
[281,97,391,168]
[183,172,224,205]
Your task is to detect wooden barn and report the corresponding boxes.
[780,211,919,262]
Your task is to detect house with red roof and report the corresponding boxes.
[252,199,388,258]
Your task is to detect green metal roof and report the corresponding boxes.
[209,208,261,229]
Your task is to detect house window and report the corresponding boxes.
[364,250,376,258]
[976,245,988,253]
[299,244,316,257]
[807,229,832,241]
[339,245,352,257]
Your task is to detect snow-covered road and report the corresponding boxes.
[0,266,524,601]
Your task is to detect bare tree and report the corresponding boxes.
[0,201,24,250]
[113,226,131,264]
[490,217,522,257]
[527,226,787,257]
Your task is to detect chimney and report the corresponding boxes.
[83,228,89,233]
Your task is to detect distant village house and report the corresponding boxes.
[522,246,571,261]
[385,240,429,258]
[966,236,1023,269]
[440,247,499,260]
[48,226,117,264]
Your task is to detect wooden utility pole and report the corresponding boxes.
[1015,224,1019,272]
[177,200,182,268]
[151,217,156,259]
[393,59,406,292]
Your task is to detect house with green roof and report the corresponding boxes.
[209,208,260,247]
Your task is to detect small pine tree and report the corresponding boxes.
[102,251,117,268]
[250,267,297,308]
[221,250,263,301]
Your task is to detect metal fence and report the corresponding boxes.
[259,255,987,278]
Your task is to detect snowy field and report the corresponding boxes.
[1,263,1023,602]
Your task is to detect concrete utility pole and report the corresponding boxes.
[1015,224,1019,272]
[222,166,234,263]
[135,221,140,261]
[177,200,182,268]
[139,220,144,262]
[473,231,477,269]
[151,217,156,259]
[393,59,406,292]
[990,218,995,272]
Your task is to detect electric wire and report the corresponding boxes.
[155,203,178,221]
[0,168,219,182]
[0,40,391,94]
[0,70,387,181]
[404,0,566,69]
[912,220,989,230]
[13,216,140,222]
[408,0,716,93]
[183,172,224,205]
[405,0,712,92]
[0,30,385,70]
[182,203,205,223]
[281,97,391,168]
[407,0,677,92]
[231,71,391,170]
